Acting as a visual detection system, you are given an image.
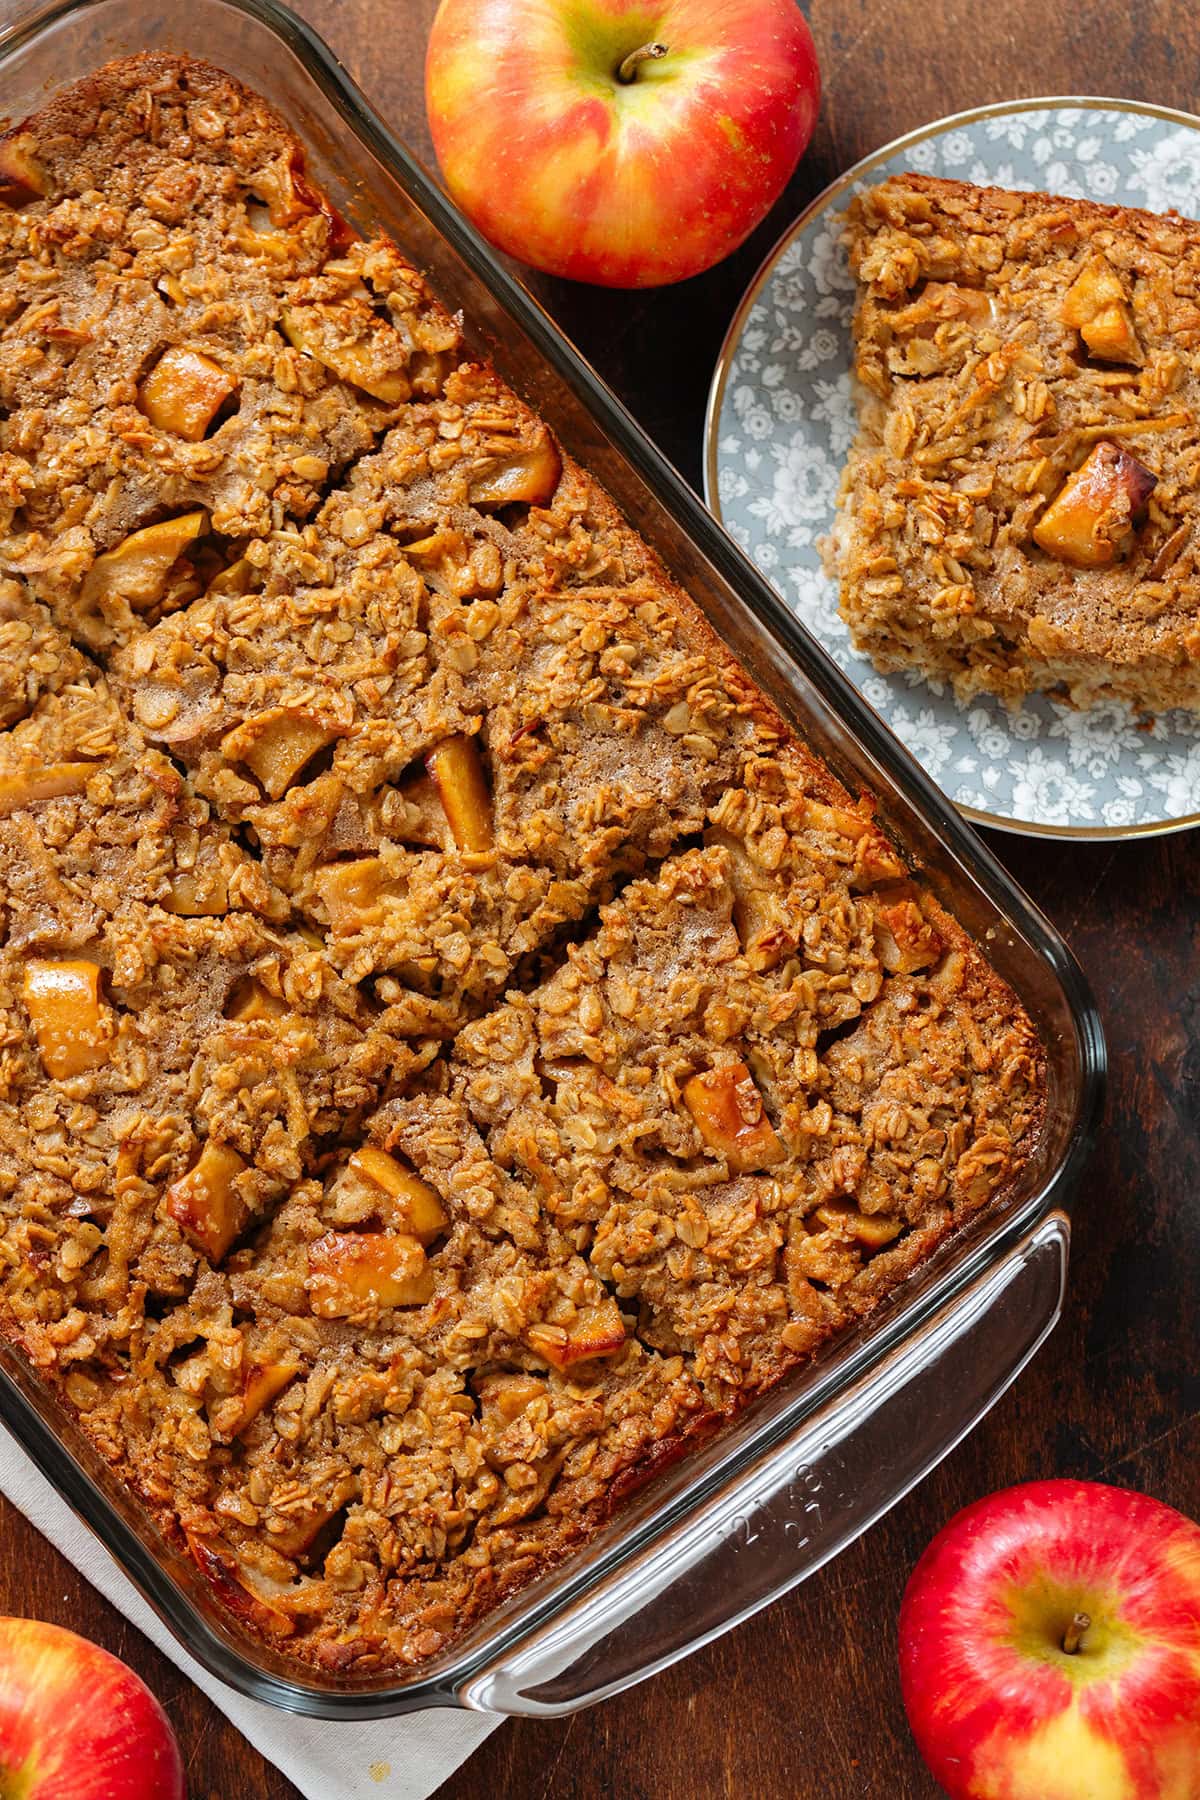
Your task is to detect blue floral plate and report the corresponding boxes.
[705,98,1200,839]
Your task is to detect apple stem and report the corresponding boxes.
[1062,1611,1091,1655]
[616,42,669,84]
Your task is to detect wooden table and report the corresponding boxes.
[3,2,1197,1795]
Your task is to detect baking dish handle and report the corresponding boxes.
[458,1209,1068,1717]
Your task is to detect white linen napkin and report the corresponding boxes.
[0,1429,500,1800]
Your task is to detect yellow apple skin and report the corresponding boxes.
[425,0,820,288]
[899,1480,1200,1800]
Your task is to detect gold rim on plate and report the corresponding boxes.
[703,94,1200,843]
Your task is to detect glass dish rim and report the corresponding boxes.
[0,0,1107,1718]
[704,91,1200,844]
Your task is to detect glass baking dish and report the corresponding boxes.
[0,0,1105,1719]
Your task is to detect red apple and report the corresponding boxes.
[425,0,820,287]
[899,1481,1200,1799]
[0,1618,185,1799]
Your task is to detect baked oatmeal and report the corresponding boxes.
[0,56,460,653]
[0,58,1045,1676]
[835,173,1200,710]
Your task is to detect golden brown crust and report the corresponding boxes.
[0,65,1045,1676]
[0,54,460,649]
[836,171,1200,711]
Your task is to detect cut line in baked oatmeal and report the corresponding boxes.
[0,59,1047,1678]
[112,363,784,1017]
[835,173,1200,712]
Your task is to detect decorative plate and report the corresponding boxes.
[705,98,1200,839]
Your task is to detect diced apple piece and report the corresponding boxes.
[0,133,47,207]
[162,867,229,917]
[425,735,494,855]
[206,557,255,600]
[855,833,907,889]
[281,305,411,403]
[793,796,872,840]
[924,282,994,323]
[398,770,452,850]
[1079,308,1143,366]
[873,888,943,974]
[80,513,207,615]
[269,1476,357,1559]
[139,346,238,441]
[477,1371,546,1426]
[1062,256,1142,365]
[271,1507,338,1559]
[23,959,112,1080]
[234,1359,301,1435]
[315,857,396,930]
[524,1299,626,1372]
[398,531,452,564]
[683,1061,786,1175]
[222,708,338,800]
[706,827,789,971]
[308,1232,434,1317]
[792,795,905,888]
[0,762,93,816]
[249,158,318,229]
[165,1142,251,1262]
[468,434,562,508]
[225,978,287,1023]
[186,1534,295,1638]
[348,1147,449,1243]
[1033,442,1157,569]
[235,202,292,260]
[1062,256,1128,326]
[814,1204,903,1250]
[907,282,996,336]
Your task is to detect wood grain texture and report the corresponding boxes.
[2,2,1198,1796]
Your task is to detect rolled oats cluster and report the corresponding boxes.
[0,59,1044,1673]
[835,174,1200,711]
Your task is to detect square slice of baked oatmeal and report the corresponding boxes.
[835,173,1200,711]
